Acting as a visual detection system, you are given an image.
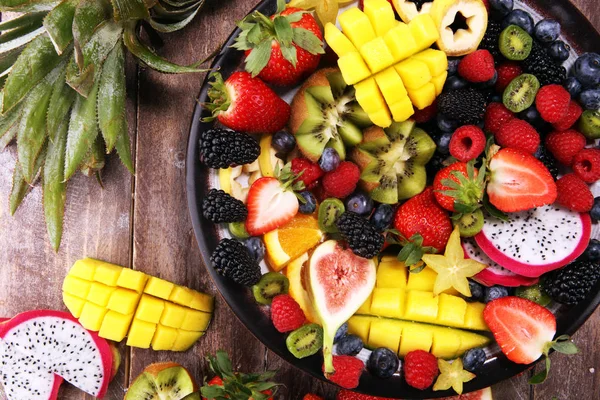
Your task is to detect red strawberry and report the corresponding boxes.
[573,148,600,183]
[484,102,514,135]
[449,125,486,162]
[495,118,540,154]
[487,148,557,212]
[291,158,324,188]
[204,72,290,134]
[203,373,275,400]
[394,187,453,252]
[303,395,324,400]
[458,50,496,83]
[323,356,364,389]
[545,130,587,166]
[337,390,391,400]
[495,62,522,92]
[555,173,593,212]
[433,162,482,212]
[412,101,437,123]
[404,350,439,390]
[246,177,299,235]
[236,7,324,87]
[553,100,583,131]
[270,294,306,333]
[322,161,360,198]
[535,84,571,123]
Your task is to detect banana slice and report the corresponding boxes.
[258,134,284,177]
[393,0,434,23]
[430,0,487,56]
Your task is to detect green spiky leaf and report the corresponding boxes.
[97,41,126,152]
[110,0,149,20]
[47,64,77,141]
[0,0,57,12]
[10,145,46,215]
[80,135,105,176]
[43,118,67,251]
[147,3,203,33]
[44,0,77,54]
[72,0,112,66]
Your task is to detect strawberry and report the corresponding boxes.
[535,84,571,123]
[322,161,360,198]
[291,158,324,188]
[323,356,364,389]
[572,148,600,183]
[552,100,582,131]
[495,62,522,92]
[204,71,290,134]
[495,118,540,154]
[270,294,306,332]
[234,4,324,87]
[433,162,483,212]
[555,173,593,212]
[458,50,496,83]
[303,395,324,400]
[337,390,391,400]
[545,130,587,166]
[484,102,514,135]
[449,125,486,162]
[487,148,557,212]
[246,177,299,236]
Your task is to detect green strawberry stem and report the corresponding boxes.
[203,72,230,122]
[529,335,579,384]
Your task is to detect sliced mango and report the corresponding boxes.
[411,49,448,77]
[408,14,439,51]
[363,0,398,36]
[384,23,418,63]
[338,8,377,49]
[338,51,372,85]
[324,23,357,57]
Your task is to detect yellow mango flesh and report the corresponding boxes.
[324,23,357,57]
[407,82,437,110]
[364,0,398,36]
[360,37,395,74]
[338,52,372,85]
[338,8,376,49]
[384,23,417,63]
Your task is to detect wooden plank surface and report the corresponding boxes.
[0,0,599,399]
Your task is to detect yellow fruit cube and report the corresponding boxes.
[436,294,467,327]
[408,14,439,52]
[457,331,491,355]
[117,268,148,293]
[374,67,408,106]
[368,318,402,353]
[338,52,371,85]
[411,49,448,77]
[384,23,418,63]
[431,329,461,359]
[394,58,432,90]
[376,257,408,288]
[107,288,141,315]
[151,325,178,351]
[69,258,99,280]
[357,294,373,315]
[406,267,437,291]
[172,330,204,352]
[398,324,434,357]
[181,309,212,332]
[189,291,215,313]
[324,23,357,57]
[431,71,448,96]
[160,302,187,329]
[144,276,174,300]
[93,262,123,286]
[464,302,488,331]
[347,315,372,341]
[404,290,438,323]
[364,0,397,36]
[360,37,394,74]
[408,82,436,110]
[370,288,405,319]
[126,319,156,349]
[354,78,387,113]
[62,275,92,298]
[368,108,393,127]
[389,96,415,122]
[169,286,195,307]
[135,294,165,324]
[338,8,376,49]
[99,310,134,342]
[79,302,108,331]
[63,292,86,318]
[87,282,116,307]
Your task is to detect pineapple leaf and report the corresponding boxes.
[43,0,77,54]
[43,118,67,251]
[47,63,77,141]
[147,3,203,33]
[0,47,24,78]
[110,0,149,21]
[80,135,105,176]
[72,0,112,66]
[114,117,134,173]
[0,11,47,31]
[0,0,57,13]
[0,26,45,55]
[160,0,202,8]
[98,41,125,152]
[150,0,201,19]
[10,144,47,215]
[0,105,22,151]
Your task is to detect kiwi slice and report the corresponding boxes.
[499,25,533,61]
[578,109,600,139]
[252,272,289,305]
[285,323,324,359]
[503,74,540,113]
[318,198,345,233]
[229,221,250,239]
[453,209,484,237]
[125,363,196,400]
[182,394,201,400]
[515,284,551,306]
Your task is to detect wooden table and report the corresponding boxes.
[0,1,599,399]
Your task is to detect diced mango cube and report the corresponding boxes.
[136,294,165,324]
[376,257,408,288]
[408,14,439,52]
[117,268,148,293]
[79,302,108,331]
[398,324,434,357]
[394,58,431,90]
[364,0,397,36]
[368,318,402,353]
[411,49,448,77]
[172,330,204,352]
[464,302,488,331]
[389,96,415,122]
[69,258,99,280]
[360,37,394,74]
[384,23,418,63]
[368,108,393,127]
[338,52,371,85]
[107,288,141,315]
[436,294,467,327]
[127,319,156,349]
[181,309,212,332]
[404,290,438,323]
[151,325,178,351]
[169,286,195,307]
[457,331,491,355]
[62,275,92,298]
[93,262,123,286]
[99,310,134,342]
[431,71,448,96]
[189,291,214,313]
[431,329,461,359]
[87,282,116,307]
[160,302,187,329]
[144,276,174,300]
[371,288,405,319]
[357,294,373,315]
[63,292,86,318]
[354,78,387,114]
[324,23,357,57]
[374,67,408,106]
[406,266,437,291]
[347,316,372,341]
[407,82,436,110]
[338,8,376,49]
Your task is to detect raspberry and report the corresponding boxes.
[552,100,583,131]
[573,149,600,183]
[303,395,324,400]
[545,130,587,166]
[323,356,364,389]
[484,102,514,135]
[270,294,306,332]
[403,350,439,390]
[458,50,496,83]
[291,158,324,188]
[495,62,522,92]
[336,390,391,400]
[322,161,360,198]
[535,84,571,123]
[449,125,486,162]
[412,101,437,123]
[495,119,540,154]
[556,173,593,212]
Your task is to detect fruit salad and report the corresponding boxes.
[198,0,600,395]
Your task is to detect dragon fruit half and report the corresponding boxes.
[0,310,113,399]
[474,205,591,278]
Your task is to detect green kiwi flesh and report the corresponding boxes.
[578,109,600,139]
[228,222,250,239]
[499,25,532,61]
[515,284,551,306]
[125,365,196,400]
[453,209,484,237]
[503,73,540,113]
[318,198,345,233]
[181,393,201,400]
[285,323,324,359]
[252,272,290,305]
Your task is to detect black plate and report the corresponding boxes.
[186,1,600,397]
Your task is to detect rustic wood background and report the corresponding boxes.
[0,0,599,399]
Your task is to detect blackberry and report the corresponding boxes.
[199,128,260,168]
[522,42,567,86]
[202,189,247,223]
[210,238,261,286]
[336,212,384,259]
[478,20,504,63]
[437,88,486,125]
[410,0,432,11]
[542,259,600,306]
[535,146,559,179]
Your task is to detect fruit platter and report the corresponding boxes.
[187,0,600,397]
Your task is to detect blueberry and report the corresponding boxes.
[534,19,561,43]
[437,114,458,133]
[462,348,486,373]
[436,131,453,153]
[370,204,394,232]
[336,334,364,356]
[489,94,502,103]
[573,53,600,87]
[489,0,513,18]
[245,237,265,262]
[272,131,296,154]
[502,10,534,34]
[318,147,340,172]
[345,191,374,216]
[447,58,461,75]
[564,76,583,97]
[590,197,600,221]
[548,41,570,62]
[467,280,484,302]
[444,75,468,91]
[484,285,509,303]
[298,191,317,214]
[579,88,600,110]
[473,71,498,89]
[585,239,600,261]
[367,347,399,379]
[333,322,348,343]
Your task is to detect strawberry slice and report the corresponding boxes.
[486,148,557,212]
[246,177,299,236]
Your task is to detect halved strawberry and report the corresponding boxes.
[245,177,299,236]
[486,148,557,212]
